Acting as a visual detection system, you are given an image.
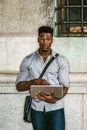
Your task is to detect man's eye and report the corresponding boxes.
[47,39,51,40]
[40,38,44,40]
[39,38,51,40]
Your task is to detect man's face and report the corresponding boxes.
[38,33,53,52]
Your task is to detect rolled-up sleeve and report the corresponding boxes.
[15,58,30,85]
[58,56,70,88]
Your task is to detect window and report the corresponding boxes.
[54,0,87,37]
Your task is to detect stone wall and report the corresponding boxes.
[0,73,87,130]
[0,0,87,130]
[0,0,53,35]
[0,37,87,130]
[0,37,87,73]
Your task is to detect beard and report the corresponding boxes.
[42,49,48,52]
[41,46,50,52]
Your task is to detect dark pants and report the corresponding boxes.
[31,108,65,130]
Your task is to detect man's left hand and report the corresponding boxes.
[34,90,59,103]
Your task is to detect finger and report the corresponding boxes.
[38,95,46,100]
[34,93,39,98]
[36,91,45,96]
[50,90,54,96]
[42,80,50,85]
[39,92,46,97]
[35,93,46,100]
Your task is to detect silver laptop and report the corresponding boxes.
[30,85,63,98]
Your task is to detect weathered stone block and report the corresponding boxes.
[83,95,87,130]
[0,0,53,35]
[64,94,82,130]
[0,94,33,130]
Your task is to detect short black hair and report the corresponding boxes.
[38,26,53,36]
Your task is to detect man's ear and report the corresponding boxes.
[51,37,53,44]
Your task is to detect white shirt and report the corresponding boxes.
[16,49,70,112]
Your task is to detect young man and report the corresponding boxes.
[16,26,70,130]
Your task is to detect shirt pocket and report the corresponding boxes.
[47,63,59,76]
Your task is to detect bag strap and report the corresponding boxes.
[39,53,59,78]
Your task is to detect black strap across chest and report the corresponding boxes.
[39,53,59,78]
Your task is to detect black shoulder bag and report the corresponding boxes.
[23,53,59,123]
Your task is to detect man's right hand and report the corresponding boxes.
[33,78,50,85]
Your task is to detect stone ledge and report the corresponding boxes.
[0,73,17,83]
[70,73,87,83]
[0,73,87,83]
[0,83,87,94]
[0,73,87,94]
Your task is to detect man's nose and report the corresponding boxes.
[43,39,48,44]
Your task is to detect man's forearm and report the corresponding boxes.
[16,80,34,91]
[16,78,50,92]
[63,86,68,97]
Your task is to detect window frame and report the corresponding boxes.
[54,0,87,37]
